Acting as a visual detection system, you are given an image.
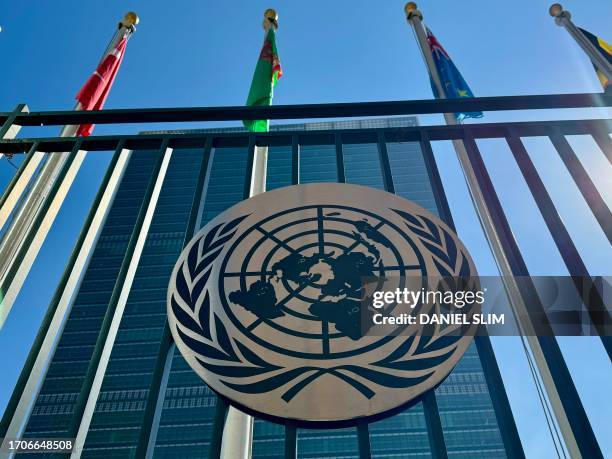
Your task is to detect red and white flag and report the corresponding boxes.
[75,35,128,136]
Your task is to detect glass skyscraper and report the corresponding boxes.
[11,116,516,458]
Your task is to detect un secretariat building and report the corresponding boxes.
[10,116,519,458]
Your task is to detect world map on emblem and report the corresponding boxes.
[167,183,478,426]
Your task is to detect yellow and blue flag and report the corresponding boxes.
[578,27,611,93]
[426,28,483,121]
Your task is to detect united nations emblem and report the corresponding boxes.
[168,183,478,426]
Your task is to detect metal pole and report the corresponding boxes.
[0,143,44,231]
[461,131,602,459]
[549,4,612,84]
[0,13,138,329]
[220,138,259,459]
[0,104,28,161]
[210,398,230,459]
[138,137,214,458]
[0,143,132,445]
[69,142,172,456]
[219,9,279,458]
[0,105,40,234]
[284,424,297,459]
[419,132,525,458]
[505,129,612,358]
[404,3,590,458]
[356,422,372,459]
[422,392,448,459]
[590,128,612,165]
[0,141,87,323]
[548,131,612,245]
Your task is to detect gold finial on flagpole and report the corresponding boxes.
[124,12,140,26]
[548,2,611,80]
[549,4,565,17]
[119,12,139,31]
[549,4,572,24]
[405,2,422,20]
[264,8,279,29]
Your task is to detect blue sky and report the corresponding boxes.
[0,0,611,456]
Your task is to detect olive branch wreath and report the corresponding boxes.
[171,210,473,403]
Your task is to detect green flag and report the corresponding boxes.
[243,28,282,132]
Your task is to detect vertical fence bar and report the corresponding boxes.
[0,140,88,328]
[473,336,526,459]
[144,345,174,459]
[68,140,173,454]
[0,143,85,308]
[418,133,453,221]
[291,135,299,185]
[137,138,213,458]
[209,397,230,459]
[422,392,448,459]
[219,134,259,459]
[506,129,612,358]
[377,131,395,194]
[549,131,612,245]
[462,130,603,459]
[0,104,27,138]
[0,104,28,161]
[356,421,372,459]
[335,133,346,183]
[284,424,297,459]
[589,128,612,165]
[419,131,524,457]
[0,141,131,440]
[378,131,449,458]
[0,142,44,230]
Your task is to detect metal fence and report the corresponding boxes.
[0,93,610,458]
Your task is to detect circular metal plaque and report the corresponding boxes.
[168,183,477,426]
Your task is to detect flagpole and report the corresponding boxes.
[404,3,583,458]
[0,13,138,329]
[549,3,612,84]
[218,9,279,458]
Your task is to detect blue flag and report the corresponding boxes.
[426,27,483,121]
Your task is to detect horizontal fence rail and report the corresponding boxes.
[0,119,610,155]
[0,93,611,128]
